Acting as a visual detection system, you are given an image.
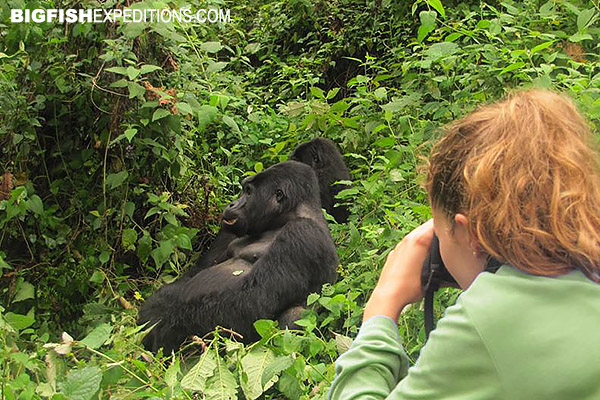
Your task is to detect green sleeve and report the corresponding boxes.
[328,315,410,400]
[329,298,503,400]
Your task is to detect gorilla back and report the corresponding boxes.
[138,161,338,353]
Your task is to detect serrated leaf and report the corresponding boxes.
[201,41,222,53]
[58,366,102,400]
[181,350,217,390]
[204,357,238,400]
[261,355,293,387]
[241,347,277,400]
[165,358,180,388]
[152,108,171,121]
[80,323,112,349]
[127,81,146,99]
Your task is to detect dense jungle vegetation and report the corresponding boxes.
[1,0,599,398]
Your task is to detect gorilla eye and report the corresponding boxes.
[275,189,285,202]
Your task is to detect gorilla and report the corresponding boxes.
[138,161,338,353]
[183,137,351,278]
[290,138,351,224]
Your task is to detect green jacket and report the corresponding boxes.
[328,265,600,399]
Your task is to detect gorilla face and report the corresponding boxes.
[290,139,325,170]
[221,161,319,236]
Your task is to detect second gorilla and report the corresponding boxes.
[139,161,338,353]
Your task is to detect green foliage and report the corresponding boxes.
[1,0,600,398]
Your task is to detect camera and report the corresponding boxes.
[420,233,502,338]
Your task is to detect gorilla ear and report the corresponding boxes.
[275,188,285,202]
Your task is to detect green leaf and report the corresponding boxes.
[222,115,240,134]
[418,11,437,42]
[58,366,102,400]
[152,108,171,121]
[499,61,526,75]
[105,66,127,75]
[13,281,35,302]
[126,66,140,80]
[122,229,138,249]
[139,64,162,75]
[105,170,128,190]
[326,88,340,99]
[204,357,238,400]
[427,0,445,18]
[124,128,137,142]
[310,86,325,99]
[568,32,593,42]
[254,162,264,173]
[175,234,192,250]
[261,355,294,387]
[26,195,44,215]
[127,81,146,99]
[181,350,217,391]
[165,358,181,388]
[99,251,110,265]
[577,8,596,32]
[151,239,175,268]
[5,312,35,330]
[80,323,112,349]
[176,102,193,115]
[241,347,277,400]
[201,41,222,53]
[254,319,278,339]
[530,41,555,54]
[207,61,228,73]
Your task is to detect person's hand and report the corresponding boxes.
[363,219,434,322]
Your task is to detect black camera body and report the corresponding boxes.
[420,233,502,338]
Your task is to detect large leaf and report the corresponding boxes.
[181,348,217,390]
[241,347,277,400]
[80,323,112,349]
[58,366,102,400]
[204,357,238,400]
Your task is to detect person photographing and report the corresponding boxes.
[329,89,600,399]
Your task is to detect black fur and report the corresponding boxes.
[290,138,352,223]
[138,161,338,353]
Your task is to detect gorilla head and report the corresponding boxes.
[290,138,351,223]
[221,161,321,236]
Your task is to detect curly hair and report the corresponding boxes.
[426,89,600,282]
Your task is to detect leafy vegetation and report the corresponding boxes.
[1,0,599,398]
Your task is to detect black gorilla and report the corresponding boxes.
[138,161,338,353]
[290,138,351,224]
[184,137,351,278]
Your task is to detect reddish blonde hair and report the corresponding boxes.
[427,89,600,282]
